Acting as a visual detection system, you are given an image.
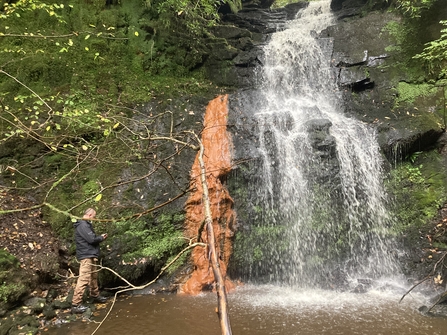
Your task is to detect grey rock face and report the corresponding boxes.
[205,2,308,87]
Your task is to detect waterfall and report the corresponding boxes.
[247,0,399,287]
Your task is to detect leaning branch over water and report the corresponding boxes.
[194,133,233,335]
[399,251,447,309]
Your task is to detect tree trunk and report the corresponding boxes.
[197,139,233,335]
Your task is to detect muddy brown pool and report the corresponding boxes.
[46,285,447,335]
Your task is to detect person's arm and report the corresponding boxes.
[77,222,104,245]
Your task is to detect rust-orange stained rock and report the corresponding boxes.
[180,94,236,295]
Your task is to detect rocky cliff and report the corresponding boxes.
[205,0,447,284]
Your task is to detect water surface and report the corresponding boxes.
[47,285,447,335]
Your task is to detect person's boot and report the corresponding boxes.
[91,295,108,303]
[71,304,88,314]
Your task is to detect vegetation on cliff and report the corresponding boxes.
[381,0,447,231]
[0,0,237,314]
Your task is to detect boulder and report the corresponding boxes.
[23,297,46,313]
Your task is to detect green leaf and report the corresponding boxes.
[94,194,102,202]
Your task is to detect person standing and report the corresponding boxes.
[71,208,108,314]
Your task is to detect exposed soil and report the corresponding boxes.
[0,190,70,293]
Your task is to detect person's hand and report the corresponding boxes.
[102,233,108,240]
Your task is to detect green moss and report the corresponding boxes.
[231,225,287,269]
[387,150,447,231]
[0,250,29,308]
[81,180,100,198]
[382,18,435,82]
[0,249,19,270]
[396,82,438,105]
[226,0,243,12]
[0,282,27,305]
[432,241,447,249]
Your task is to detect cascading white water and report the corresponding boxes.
[253,0,400,287]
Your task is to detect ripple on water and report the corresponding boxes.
[227,284,445,335]
[46,285,447,335]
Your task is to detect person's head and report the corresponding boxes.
[83,208,96,220]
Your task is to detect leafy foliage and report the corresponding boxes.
[0,0,225,284]
[115,214,186,262]
[104,213,187,281]
[413,20,447,79]
[382,0,447,83]
[155,0,220,34]
[394,0,437,18]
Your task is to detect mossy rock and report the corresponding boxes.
[387,150,447,231]
[0,250,18,271]
[0,251,31,311]
[0,317,14,335]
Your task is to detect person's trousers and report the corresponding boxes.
[72,258,99,305]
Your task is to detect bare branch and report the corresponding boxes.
[400,251,447,304]
[194,132,232,335]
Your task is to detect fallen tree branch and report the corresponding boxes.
[398,275,432,304]
[194,132,233,335]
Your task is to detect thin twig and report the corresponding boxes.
[400,251,447,304]
[0,70,52,111]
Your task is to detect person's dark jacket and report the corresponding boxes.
[73,219,104,260]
